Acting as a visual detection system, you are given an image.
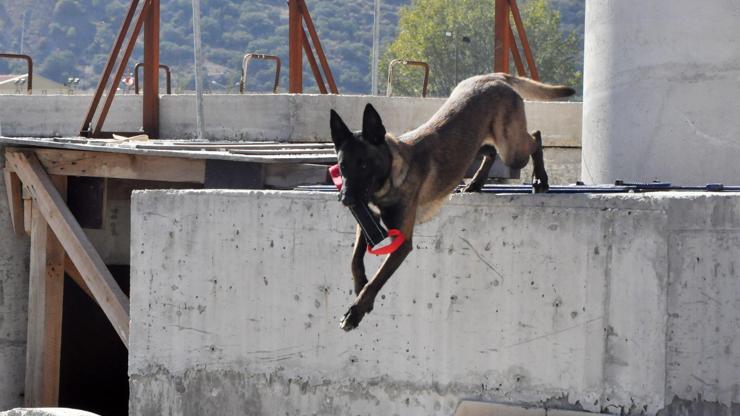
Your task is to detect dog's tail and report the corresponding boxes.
[503,74,576,100]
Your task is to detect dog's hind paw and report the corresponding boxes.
[461,180,485,193]
[532,178,549,194]
[340,304,367,331]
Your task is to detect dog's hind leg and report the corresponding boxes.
[351,225,369,295]
[462,145,497,193]
[530,130,549,193]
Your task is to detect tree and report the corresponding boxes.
[382,0,582,97]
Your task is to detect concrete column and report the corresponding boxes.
[582,1,740,185]
[0,146,30,408]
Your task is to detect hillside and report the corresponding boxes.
[0,0,584,94]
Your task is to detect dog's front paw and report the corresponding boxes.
[340,304,369,331]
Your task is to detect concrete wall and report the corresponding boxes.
[129,190,739,416]
[0,94,581,145]
[581,0,740,185]
[0,146,29,409]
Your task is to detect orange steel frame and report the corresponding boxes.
[0,53,33,93]
[81,0,530,138]
[80,0,159,139]
[289,0,338,94]
[494,0,539,80]
[82,0,336,139]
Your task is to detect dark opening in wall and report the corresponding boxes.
[59,265,130,416]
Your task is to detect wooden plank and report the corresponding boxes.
[3,168,25,237]
[23,197,32,235]
[135,143,334,151]
[225,149,335,155]
[24,177,66,407]
[6,150,130,346]
[31,148,206,183]
[64,256,95,301]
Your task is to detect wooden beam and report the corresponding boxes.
[5,151,130,346]
[64,256,95,301]
[23,197,32,235]
[24,177,66,407]
[3,168,25,237]
[27,148,206,183]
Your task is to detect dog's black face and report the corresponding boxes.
[330,104,392,207]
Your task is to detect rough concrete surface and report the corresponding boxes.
[0,145,29,410]
[581,0,740,185]
[0,409,100,416]
[0,95,581,146]
[130,190,738,416]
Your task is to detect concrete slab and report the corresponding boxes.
[129,190,740,416]
[0,409,100,416]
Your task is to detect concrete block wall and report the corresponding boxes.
[0,94,581,144]
[129,190,739,416]
[0,146,29,409]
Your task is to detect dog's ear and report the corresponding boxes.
[362,103,386,146]
[330,109,352,149]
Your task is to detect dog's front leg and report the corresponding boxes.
[340,205,416,331]
[351,225,368,295]
[531,130,549,193]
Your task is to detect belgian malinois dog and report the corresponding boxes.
[330,73,575,331]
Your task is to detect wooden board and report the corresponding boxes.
[3,168,24,236]
[24,177,66,407]
[6,150,130,346]
[31,148,206,183]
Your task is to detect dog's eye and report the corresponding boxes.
[359,161,368,169]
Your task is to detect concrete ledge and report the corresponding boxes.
[0,409,99,416]
[0,94,581,145]
[129,190,738,415]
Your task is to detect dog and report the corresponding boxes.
[330,73,575,331]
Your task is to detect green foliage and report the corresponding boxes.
[0,0,583,95]
[520,0,582,90]
[383,0,582,97]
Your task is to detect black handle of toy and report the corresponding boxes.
[349,203,388,247]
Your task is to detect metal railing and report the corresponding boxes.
[0,53,33,94]
[133,63,171,94]
[386,59,430,98]
[240,54,281,94]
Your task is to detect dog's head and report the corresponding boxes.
[330,104,392,207]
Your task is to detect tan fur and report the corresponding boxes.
[339,73,573,331]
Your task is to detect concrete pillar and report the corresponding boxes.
[0,146,30,408]
[582,1,740,185]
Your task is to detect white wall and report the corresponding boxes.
[129,190,739,416]
[581,0,740,185]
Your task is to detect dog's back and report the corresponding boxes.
[394,73,573,222]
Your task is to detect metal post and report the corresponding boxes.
[493,0,510,73]
[288,0,303,93]
[192,0,206,140]
[371,0,381,95]
[143,0,160,139]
